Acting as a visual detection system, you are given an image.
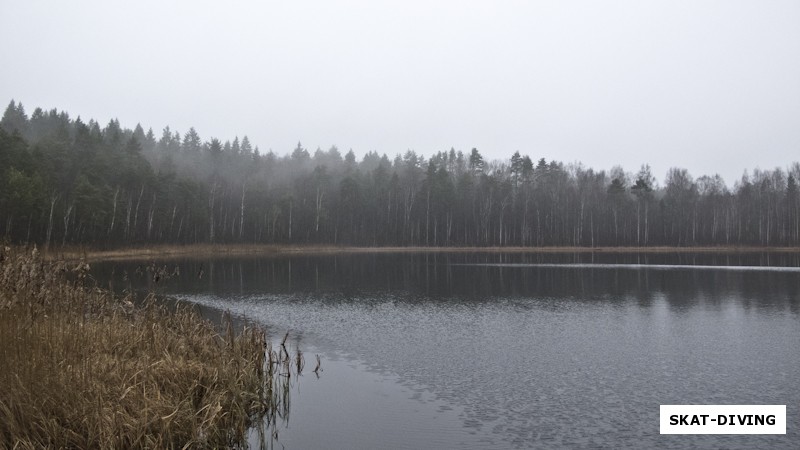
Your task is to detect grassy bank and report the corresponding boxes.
[0,247,298,448]
[51,243,800,262]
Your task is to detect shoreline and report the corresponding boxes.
[46,243,800,262]
[0,247,286,448]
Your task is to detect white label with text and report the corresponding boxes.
[660,405,786,434]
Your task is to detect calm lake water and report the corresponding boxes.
[94,252,800,449]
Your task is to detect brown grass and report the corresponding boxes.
[50,243,800,263]
[0,246,300,449]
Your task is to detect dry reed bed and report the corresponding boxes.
[0,246,302,449]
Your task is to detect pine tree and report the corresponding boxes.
[1,100,30,136]
[469,148,484,174]
[183,127,202,153]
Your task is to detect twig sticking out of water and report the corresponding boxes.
[313,354,322,377]
[295,349,304,375]
[280,330,291,361]
[280,330,289,347]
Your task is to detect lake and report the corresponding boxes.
[93,251,800,449]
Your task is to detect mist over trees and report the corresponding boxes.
[2,100,799,248]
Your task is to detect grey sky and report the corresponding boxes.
[1,0,798,185]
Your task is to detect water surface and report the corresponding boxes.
[94,252,800,449]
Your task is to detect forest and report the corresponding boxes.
[1,100,799,249]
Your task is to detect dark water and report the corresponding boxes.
[94,252,800,449]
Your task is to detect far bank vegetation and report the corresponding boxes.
[1,100,799,249]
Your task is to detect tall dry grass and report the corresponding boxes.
[0,246,300,449]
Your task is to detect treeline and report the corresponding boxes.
[1,100,799,248]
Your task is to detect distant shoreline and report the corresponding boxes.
[45,244,800,262]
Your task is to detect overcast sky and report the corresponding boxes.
[1,0,798,185]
